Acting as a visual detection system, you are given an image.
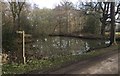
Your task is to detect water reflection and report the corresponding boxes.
[29,36,108,58]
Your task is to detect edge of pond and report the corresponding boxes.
[24,45,118,74]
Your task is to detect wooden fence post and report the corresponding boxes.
[22,31,26,64]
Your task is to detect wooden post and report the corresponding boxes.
[22,31,26,64]
[16,30,26,64]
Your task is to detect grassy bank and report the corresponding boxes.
[2,45,118,75]
[118,42,120,50]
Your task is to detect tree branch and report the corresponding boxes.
[115,3,120,15]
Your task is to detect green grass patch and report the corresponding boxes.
[117,42,120,50]
[2,45,118,74]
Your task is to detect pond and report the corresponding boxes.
[28,36,110,59]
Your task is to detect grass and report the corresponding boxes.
[105,32,120,37]
[105,32,120,35]
[117,41,120,50]
[2,45,118,75]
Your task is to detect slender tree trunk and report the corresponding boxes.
[17,14,21,30]
[101,22,106,36]
[12,16,17,33]
[109,2,116,45]
[101,12,107,36]
[59,16,62,34]
[52,25,58,34]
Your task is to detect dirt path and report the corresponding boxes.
[70,54,118,74]
[49,50,119,74]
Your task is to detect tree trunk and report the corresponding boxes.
[101,12,107,36]
[101,22,106,36]
[109,2,116,45]
[17,14,21,30]
[12,17,17,33]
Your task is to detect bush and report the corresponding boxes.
[82,15,100,34]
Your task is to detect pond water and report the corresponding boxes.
[28,36,110,58]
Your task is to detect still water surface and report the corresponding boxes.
[28,36,109,58]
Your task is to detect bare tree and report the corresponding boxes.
[99,2,110,36]
[83,1,120,45]
[8,0,25,32]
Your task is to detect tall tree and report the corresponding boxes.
[109,2,116,45]
[82,1,119,45]
[8,0,25,32]
[99,2,110,36]
[54,0,75,34]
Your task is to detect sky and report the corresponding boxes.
[28,0,117,9]
[29,0,79,9]
[5,0,118,9]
